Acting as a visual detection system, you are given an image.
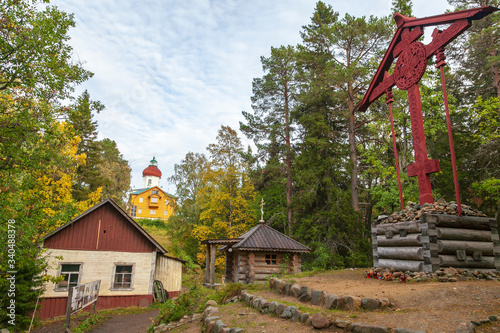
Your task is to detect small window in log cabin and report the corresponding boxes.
[265,254,277,265]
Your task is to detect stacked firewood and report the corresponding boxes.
[376,199,486,224]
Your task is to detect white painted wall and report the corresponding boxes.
[43,249,155,297]
[154,255,182,292]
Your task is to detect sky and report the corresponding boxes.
[51,0,453,193]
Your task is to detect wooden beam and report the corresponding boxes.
[205,244,210,284]
[210,244,216,287]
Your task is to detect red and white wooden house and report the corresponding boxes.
[38,198,183,319]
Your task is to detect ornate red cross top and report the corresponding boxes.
[358,6,498,206]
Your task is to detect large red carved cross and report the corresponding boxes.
[358,6,498,206]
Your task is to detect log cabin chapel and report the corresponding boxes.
[202,214,310,287]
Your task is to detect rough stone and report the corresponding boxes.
[278,280,287,294]
[244,293,254,306]
[362,297,381,311]
[338,295,362,311]
[351,322,390,333]
[269,277,277,289]
[324,294,339,309]
[311,290,327,306]
[379,298,391,308]
[298,286,312,302]
[267,301,277,314]
[203,306,220,320]
[275,279,283,292]
[252,296,265,309]
[290,283,301,297]
[280,305,297,319]
[291,308,302,322]
[455,322,475,333]
[311,313,330,329]
[394,328,426,333]
[299,313,310,323]
[229,329,246,333]
[205,300,218,308]
[284,283,292,295]
[275,303,287,316]
[213,320,226,333]
[334,319,351,328]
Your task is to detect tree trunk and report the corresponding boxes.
[285,84,293,236]
[348,96,359,211]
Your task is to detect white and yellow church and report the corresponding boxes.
[128,157,176,219]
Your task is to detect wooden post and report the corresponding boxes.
[65,286,73,333]
[210,244,216,287]
[205,244,210,284]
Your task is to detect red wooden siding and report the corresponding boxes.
[44,203,156,253]
[38,293,180,320]
[38,295,154,320]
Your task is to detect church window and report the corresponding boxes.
[265,254,277,265]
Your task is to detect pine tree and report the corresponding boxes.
[240,45,298,235]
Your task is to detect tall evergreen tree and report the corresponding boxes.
[240,45,298,235]
[67,90,105,202]
[298,1,391,211]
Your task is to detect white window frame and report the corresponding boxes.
[111,263,135,291]
[139,197,143,203]
[150,197,158,203]
[55,262,83,292]
[150,209,156,215]
[138,208,142,214]
[130,205,137,217]
[164,210,168,216]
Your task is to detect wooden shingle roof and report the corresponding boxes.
[230,223,310,253]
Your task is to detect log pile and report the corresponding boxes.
[371,213,500,272]
[375,199,486,224]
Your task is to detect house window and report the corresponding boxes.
[265,254,277,265]
[164,210,168,216]
[130,205,137,217]
[150,197,158,203]
[112,264,134,289]
[152,190,159,195]
[138,209,142,214]
[139,197,143,203]
[56,263,82,291]
[165,200,169,205]
[150,210,156,215]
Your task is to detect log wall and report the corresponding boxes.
[372,214,500,272]
[233,251,300,284]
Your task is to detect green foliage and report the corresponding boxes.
[206,283,244,305]
[72,313,104,333]
[156,284,204,325]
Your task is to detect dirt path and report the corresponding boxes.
[249,269,500,333]
[32,309,159,333]
[89,309,159,333]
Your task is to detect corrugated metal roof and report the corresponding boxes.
[232,223,310,253]
[42,198,168,254]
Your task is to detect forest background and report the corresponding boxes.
[0,0,499,330]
